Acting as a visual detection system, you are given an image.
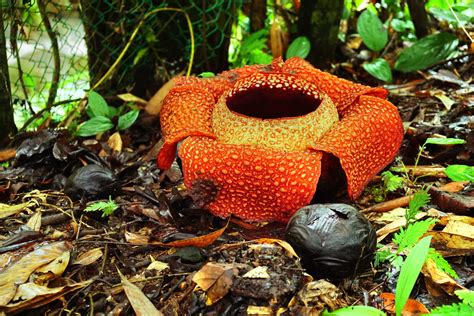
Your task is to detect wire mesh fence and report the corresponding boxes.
[2,0,241,129]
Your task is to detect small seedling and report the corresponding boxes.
[84,196,119,217]
[77,91,140,137]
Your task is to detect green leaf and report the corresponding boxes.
[322,306,386,316]
[427,248,458,279]
[395,236,432,316]
[363,58,393,82]
[425,137,466,145]
[455,290,474,306]
[84,197,118,217]
[133,47,148,65]
[381,171,404,192]
[393,219,436,252]
[108,106,118,119]
[286,36,311,59]
[430,303,473,316]
[391,19,414,32]
[444,165,474,182]
[198,72,215,78]
[117,110,140,130]
[88,91,109,118]
[394,33,459,73]
[77,116,114,137]
[406,189,430,223]
[357,9,388,52]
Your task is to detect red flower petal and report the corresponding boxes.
[179,137,322,222]
[312,95,404,199]
[157,84,216,169]
[283,57,388,115]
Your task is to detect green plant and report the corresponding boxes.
[395,236,432,316]
[286,36,311,59]
[77,91,140,137]
[322,305,386,315]
[366,171,404,203]
[428,290,474,315]
[444,165,474,182]
[229,29,273,68]
[84,196,119,217]
[375,190,458,278]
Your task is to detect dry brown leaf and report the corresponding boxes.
[438,214,474,226]
[379,292,429,315]
[427,231,474,257]
[376,212,427,242]
[443,221,474,239]
[421,258,465,296]
[146,259,169,273]
[73,247,103,266]
[270,21,285,58]
[192,262,238,305]
[251,238,299,258]
[0,202,33,219]
[117,93,148,106]
[247,305,273,316]
[118,269,163,316]
[145,78,178,115]
[26,212,42,231]
[34,251,70,284]
[2,280,91,314]
[107,132,123,152]
[0,241,71,306]
[125,231,150,244]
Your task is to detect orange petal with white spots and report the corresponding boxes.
[282,57,387,115]
[157,84,216,169]
[179,137,322,222]
[311,95,404,199]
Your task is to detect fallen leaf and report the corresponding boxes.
[192,262,238,305]
[251,238,299,258]
[377,212,427,242]
[125,231,150,244]
[146,259,169,273]
[117,93,148,105]
[26,212,42,231]
[2,280,91,314]
[429,187,474,215]
[0,241,71,306]
[34,251,70,284]
[380,292,429,315]
[243,266,270,279]
[438,215,474,227]
[427,231,474,257]
[0,202,34,219]
[247,305,274,316]
[118,269,163,316]
[421,258,465,296]
[443,221,474,239]
[107,132,123,152]
[432,90,455,110]
[73,247,103,266]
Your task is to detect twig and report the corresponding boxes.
[37,0,60,111]
[361,195,414,213]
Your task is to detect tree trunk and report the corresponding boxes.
[407,0,430,39]
[250,0,266,32]
[298,0,344,69]
[0,4,17,148]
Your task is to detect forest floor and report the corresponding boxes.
[0,54,472,315]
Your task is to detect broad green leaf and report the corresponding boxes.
[425,137,466,145]
[357,10,388,52]
[394,33,459,73]
[108,106,118,119]
[395,236,432,316]
[444,165,474,182]
[87,91,109,118]
[322,306,386,315]
[77,116,114,137]
[117,110,140,130]
[286,36,311,59]
[363,58,393,82]
[391,19,414,32]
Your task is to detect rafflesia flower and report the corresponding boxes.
[157,57,403,222]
